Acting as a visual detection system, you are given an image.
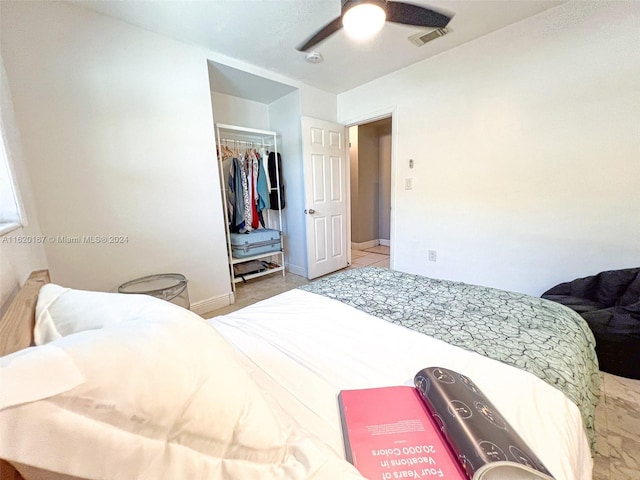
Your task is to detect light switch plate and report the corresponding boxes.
[405,178,413,190]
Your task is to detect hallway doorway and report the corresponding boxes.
[348,117,392,259]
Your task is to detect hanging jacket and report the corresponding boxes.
[267,152,286,210]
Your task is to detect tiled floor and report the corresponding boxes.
[593,373,640,480]
[204,247,640,479]
[207,246,390,316]
[207,270,309,316]
[351,245,391,268]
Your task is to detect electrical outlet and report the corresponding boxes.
[405,178,413,190]
[428,250,437,262]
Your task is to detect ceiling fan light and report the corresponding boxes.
[342,3,386,41]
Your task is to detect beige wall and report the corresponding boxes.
[348,126,360,243]
[350,119,392,245]
[377,120,392,241]
[339,1,640,295]
[354,122,379,243]
[1,1,340,307]
[0,59,48,313]
[1,1,229,312]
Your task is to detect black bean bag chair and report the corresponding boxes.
[541,267,640,379]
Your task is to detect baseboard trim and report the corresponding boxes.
[286,263,306,277]
[352,239,380,250]
[379,239,390,247]
[190,292,233,316]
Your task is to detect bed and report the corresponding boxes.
[0,268,598,480]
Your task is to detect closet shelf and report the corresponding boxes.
[233,264,285,284]
[230,250,284,265]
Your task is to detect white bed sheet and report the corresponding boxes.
[208,289,592,480]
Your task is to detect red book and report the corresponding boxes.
[338,367,555,480]
[338,385,467,480]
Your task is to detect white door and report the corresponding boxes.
[301,116,348,279]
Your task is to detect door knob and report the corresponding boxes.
[305,209,316,215]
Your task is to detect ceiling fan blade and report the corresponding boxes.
[386,1,452,28]
[297,16,344,51]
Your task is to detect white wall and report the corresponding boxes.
[300,85,337,124]
[210,91,269,130]
[1,2,230,312]
[338,1,640,295]
[0,58,48,313]
[268,90,306,276]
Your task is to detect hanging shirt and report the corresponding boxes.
[239,154,252,232]
[260,147,272,193]
[249,151,260,230]
[223,157,235,226]
[229,157,247,232]
[256,153,269,213]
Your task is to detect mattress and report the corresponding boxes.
[208,289,593,480]
[300,267,600,445]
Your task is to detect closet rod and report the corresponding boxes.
[219,138,273,145]
[216,123,276,136]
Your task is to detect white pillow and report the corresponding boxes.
[34,283,189,344]
[0,345,83,410]
[1,308,362,479]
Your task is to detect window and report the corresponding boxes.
[0,129,23,235]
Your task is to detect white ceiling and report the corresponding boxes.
[72,0,563,99]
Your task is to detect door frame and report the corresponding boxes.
[342,106,397,269]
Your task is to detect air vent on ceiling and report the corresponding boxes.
[409,27,449,47]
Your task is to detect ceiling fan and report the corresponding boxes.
[297,0,453,52]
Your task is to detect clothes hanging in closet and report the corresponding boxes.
[227,149,270,233]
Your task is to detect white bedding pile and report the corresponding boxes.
[208,289,593,480]
[0,284,363,480]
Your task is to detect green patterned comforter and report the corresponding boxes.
[300,267,600,446]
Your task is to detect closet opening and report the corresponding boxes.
[207,59,304,301]
[348,116,392,269]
